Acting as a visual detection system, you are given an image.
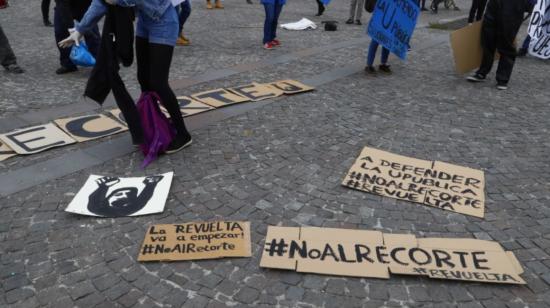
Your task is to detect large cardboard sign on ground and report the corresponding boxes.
[54,114,127,142]
[342,146,485,217]
[65,172,173,217]
[176,96,215,116]
[0,123,76,154]
[450,21,483,74]
[367,0,420,60]
[228,83,284,101]
[269,79,315,94]
[138,221,252,262]
[192,88,250,108]
[260,226,525,284]
[0,141,17,161]
[528,0,550,59]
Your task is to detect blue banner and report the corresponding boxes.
[367,0,420,60]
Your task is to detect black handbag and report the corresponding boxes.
[365,0,376,13]
[322,20,338,31]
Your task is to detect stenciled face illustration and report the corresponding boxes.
[107,187,138,208]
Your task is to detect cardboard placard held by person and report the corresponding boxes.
[450,21,483,74]
[260,226,525,284]
[138,221,252,262]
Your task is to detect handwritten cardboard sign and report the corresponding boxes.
[268,79,315,94]
[260,226,525,284]
[528,0,550,59]
[367,0,420,60]
[342,146,485,217]
[138,221,252,262]
[0,123,76,155]
[176,96,214,117]
[0,141,17,161]
[191,89,250,108]
[228,83,284,102]
[54,114,127,142]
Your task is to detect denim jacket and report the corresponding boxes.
[76,0,172,34]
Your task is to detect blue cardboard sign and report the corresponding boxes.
[367,0,420,60]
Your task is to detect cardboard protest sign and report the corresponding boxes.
[54,114,127,142]
[138,221,252,262]
[260,226,525,284]
[0,141,17,161]
[191,89,250,108]
[528,0,550,59]
[65,172,173,217]
[268,79,315,94]
[342,146,485,217]
[176,96,214,117]
[109,109,127,126]
[228,83,284,102]
[367,0,420,60]
[450,21,483,74]
[0,123,76,154]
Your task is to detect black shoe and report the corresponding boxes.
[345,18,354,24]
[496,82,508,90]
[364,66,376,75]
[316,5,325,16]
[467,73,486,82]
[166,134,193,154]
[5,64,24,74]
[56,66,78,75]
[378,64,392,73]
[355,20,362,25]
[44,19,53,27]
[517,48,527,57]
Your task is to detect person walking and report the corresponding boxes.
[0,23,24,73]
[60,0,192,152]
[346,0,365,25]
[467,0,487,23]
[466,0,531,90]
[42,0,53,26]
[54,0,100,74]
[262,0,285,50]
[176,0,191,46]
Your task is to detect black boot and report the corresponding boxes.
[43,19,53,27]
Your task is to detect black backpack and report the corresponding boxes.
[365,0,376,13]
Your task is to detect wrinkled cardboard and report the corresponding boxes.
[0,141,17,161]
[450,21,483,74]
[191,89,250,108]
[268,79,315,94]
[109,109,127,126]
[260,226,525,284]
[0,123,76,154]
[342,146,485,217]
[54,114,127,142]
[138,221,252,262]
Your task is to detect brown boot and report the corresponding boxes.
[206,0,213,9]
[215,0,224,8]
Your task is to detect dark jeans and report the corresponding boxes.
[366,39,389,66]
[178,1,191,34]
[135,37,190,139]
[54,1,100,69]
[263,3,283,44]
[0,24,17,68]
[42,0,51,22]
[468,0,487,23]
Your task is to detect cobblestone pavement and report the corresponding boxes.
[2,0,550,307]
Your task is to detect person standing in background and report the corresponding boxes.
[262,0,285,49]
[206,0,223,9]
[54,0,100,74]
[176,0,191,46]
[346,0,365,25]
[468,0,487,24]
[42,0,53,26]
[0,23,24,73]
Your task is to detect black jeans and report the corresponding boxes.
[0,24,17,68]
[54,0,100,69]
[468,0,487,23]
[42,0,51,22]
[135,37,190,139]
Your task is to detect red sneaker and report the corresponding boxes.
[271,39,280,46]
[263,42,274,50]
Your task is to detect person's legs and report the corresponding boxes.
[0,23,17,68]
[366,40,379,67]
[355,0,365,20]
[421,0,427,9]
[54,2,77,70]
[381,47,390,64]
[349,0,358,20]
[495,22,521,85]
[468,0,478,23]
[263,3,275,44]
[178,1,191,34]
[316,0,325,16]
[476,19,497,77]
[476,0,487,21]
[41,0,52,25]
[136,36,151,91]
[271,3,283,42]
[147,42,190,140]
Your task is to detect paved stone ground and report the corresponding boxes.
[2,0,550,307]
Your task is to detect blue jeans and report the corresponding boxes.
[263,3,283,44]
[366,40,389,67]
[178,1,191,34]
[136,5,179,46]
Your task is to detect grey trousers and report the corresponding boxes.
[349,0,365,20]
[0,24,17,68]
